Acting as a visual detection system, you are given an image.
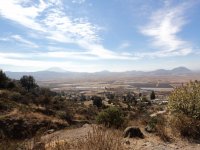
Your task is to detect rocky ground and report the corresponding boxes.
[41,124,200,150]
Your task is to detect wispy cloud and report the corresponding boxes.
[140,2,193,57]
[0,52,105,72]
[72,0,86,4]
[11,35,39,48]
[0,0,125,60]
[118,41,131,49]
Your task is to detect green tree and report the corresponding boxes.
[150,91,156,100]
[96,107,125,128]
[20,75,38,92]
[0,70,9,88]
[92,96,102,108]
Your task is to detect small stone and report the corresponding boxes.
[125,140,130,145]
[47,129,55,134]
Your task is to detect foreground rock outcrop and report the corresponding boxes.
[123,126,144,138]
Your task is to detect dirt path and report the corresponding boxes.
[42,124,92,143]
[125,135,200,150]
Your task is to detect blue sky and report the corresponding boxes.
[0,0,200,72]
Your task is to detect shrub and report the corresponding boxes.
[150,91,156,100]
[57,110,73,124]
[6,81,16,89]
[146,115,170,142]
[9,92,22,102]
[92,96,102,108]
[0,100,14,112]
[0,70,9,89]
[96,107,125,128]
[168,81,200,139]
[170,114,200,139]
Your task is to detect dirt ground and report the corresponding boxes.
[42,124,200,150]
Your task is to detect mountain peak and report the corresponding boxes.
[171,66,191,74]
[172,66,191,71]
[46,67,66,72]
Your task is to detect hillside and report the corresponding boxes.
[1,69,200,150]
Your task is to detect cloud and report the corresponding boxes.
[0,52,106,72]
[0,0,99,44]
[43,8,100,43]
[118,41,131,49]
[0,0,47,31]
[140,2,193,57]
[72,0,86,4]
[11,35,39,48]
[0,0,123,60]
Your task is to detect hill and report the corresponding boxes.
[5,67,195,81]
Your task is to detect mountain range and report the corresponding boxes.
[4,67,197,81]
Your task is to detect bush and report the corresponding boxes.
[92,96,102,108]
[57,110,73,124]
[150,91,156,100]
[9,92,22,102]
[6,81,16,89]
[0,70,9,89]
[168,81,200,139]
[170,114,200,139]
[96,107,125,128]
[0,100,14,112]
[146,115,170,142]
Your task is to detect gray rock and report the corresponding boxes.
[46,129,55,134]
[123,126,144,138]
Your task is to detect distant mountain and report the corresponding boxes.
[171,67,192,74]
[5,67,194,81]
[149,67,192,76]
[46,67,67,72]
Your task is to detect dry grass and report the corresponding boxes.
[51,126,124,150]
[156,124,171,142]
[170,114,200,140]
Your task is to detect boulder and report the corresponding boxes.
[123,126,144,138]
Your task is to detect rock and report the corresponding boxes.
[123,126,144,138]
[142,142,152,147]
[82,123,90,128]
[125,140,130,145]
[46,129,55,134]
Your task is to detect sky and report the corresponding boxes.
[0,0,200,72]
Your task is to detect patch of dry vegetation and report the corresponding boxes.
[50,126,124,150]
[168,81,200,140]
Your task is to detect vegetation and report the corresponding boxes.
[168,81,200,139]
[150,91,156,100]
[1,68,200,149]
[146,115,170,142]
[20,75,38,92]
[92,96,103,108]
[0,70,9,88]
[53,126,124,150]
[96,107,125,128]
